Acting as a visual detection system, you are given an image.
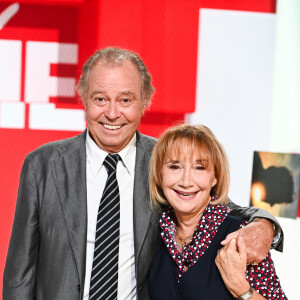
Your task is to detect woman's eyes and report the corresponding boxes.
[169,164,180,170]
[168,164,205,170]
[196,165,205,170]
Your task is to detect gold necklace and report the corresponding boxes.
[176,228,193,248]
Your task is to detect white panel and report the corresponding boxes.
[29,103,86,131]
[270,1,300,299]
[187,9,276,207]
[271,0,300,153]
[0,40,22,102]
[25,41,78,103]
[0,102,25,128]
[271,217,300,300]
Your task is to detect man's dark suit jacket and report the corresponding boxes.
[3,130,282,300]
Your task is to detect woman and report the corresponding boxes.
[148,124,287,300]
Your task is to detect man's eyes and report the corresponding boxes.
[92,97,106,105]
[119,98,132,105]
[92,97,132,106]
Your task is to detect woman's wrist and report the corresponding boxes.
[228,280,250,298]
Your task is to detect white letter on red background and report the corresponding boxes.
[25,41,85,131]
[0,39,25,128]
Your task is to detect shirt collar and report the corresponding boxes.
[86,129,137,176]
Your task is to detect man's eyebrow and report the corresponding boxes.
[89,90,136,97]
[89,90,104,98]
[119,91,136,98]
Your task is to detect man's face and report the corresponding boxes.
[85,60,146,153]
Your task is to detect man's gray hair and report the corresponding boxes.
[76,47,155,107]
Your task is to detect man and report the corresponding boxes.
[3,47,282,300]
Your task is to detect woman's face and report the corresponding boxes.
[161,147,217,218]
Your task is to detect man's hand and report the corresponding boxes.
[215,237,250,298]
[221,219,274,264]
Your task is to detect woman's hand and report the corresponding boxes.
[215,237,250,298]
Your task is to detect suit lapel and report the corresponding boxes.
[50,131,87,285]
[133,133,156,264]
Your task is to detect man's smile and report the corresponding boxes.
[102,123,124,130]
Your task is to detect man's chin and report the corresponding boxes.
[98,137,129,153]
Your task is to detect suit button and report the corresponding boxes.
[77,285,80,292]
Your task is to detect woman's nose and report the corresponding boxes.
[179,169,193,187]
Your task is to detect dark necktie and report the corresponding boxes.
[89,154,121,300]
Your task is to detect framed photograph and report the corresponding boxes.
[250,151,300,219]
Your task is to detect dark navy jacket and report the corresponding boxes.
[149,215,243,300]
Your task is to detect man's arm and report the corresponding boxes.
[225,199,283,264]
[3,155,40,300]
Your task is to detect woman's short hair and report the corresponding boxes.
[76,47,155,107]
[149,124,230,208]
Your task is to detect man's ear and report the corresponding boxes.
[141,101,148,115]
[83,98,88,111]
